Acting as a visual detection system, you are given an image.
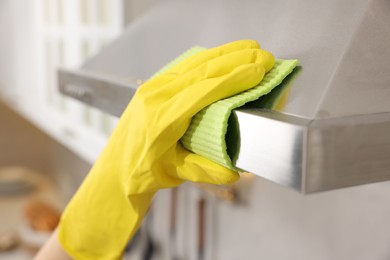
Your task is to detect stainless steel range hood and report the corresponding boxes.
[58,0,390,193]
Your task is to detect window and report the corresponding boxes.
[34,0,125,163]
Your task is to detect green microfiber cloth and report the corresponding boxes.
[153,47,298,170]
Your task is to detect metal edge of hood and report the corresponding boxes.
[57,0,390,193]
[305,112,390,193]
[232,109,390,193]
[58,68,136,116]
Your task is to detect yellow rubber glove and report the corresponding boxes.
[57,40,275,260]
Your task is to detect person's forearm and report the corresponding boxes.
[34,229,72,260]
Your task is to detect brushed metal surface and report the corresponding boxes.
[231,109,308,191]
[315,0,390,119]
[306,112,390,193]
[230,110,390,193]
[58,69,136,117]
[61,0,379,119]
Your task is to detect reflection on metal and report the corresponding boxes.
[230,109,308,191]
[306,113,390,193]
[59,0,390,193]
[229,109,390,193]
[194,183,236,203]
[58,69,138,116]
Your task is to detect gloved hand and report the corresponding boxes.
[57,40,275,260]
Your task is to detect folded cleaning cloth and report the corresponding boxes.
[154,47,298,170]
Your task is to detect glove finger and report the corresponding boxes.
[155,63,265,138]
[206,48,274,77]
[171,145,240,185]
[142,49,272,103]
[166,40,261,76]
[138,40,260,94]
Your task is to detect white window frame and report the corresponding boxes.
[17,0,125,164]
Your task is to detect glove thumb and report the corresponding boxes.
[169,145,240,185]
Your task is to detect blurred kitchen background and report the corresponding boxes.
[1,0,390,260]
[0,0,161,259]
